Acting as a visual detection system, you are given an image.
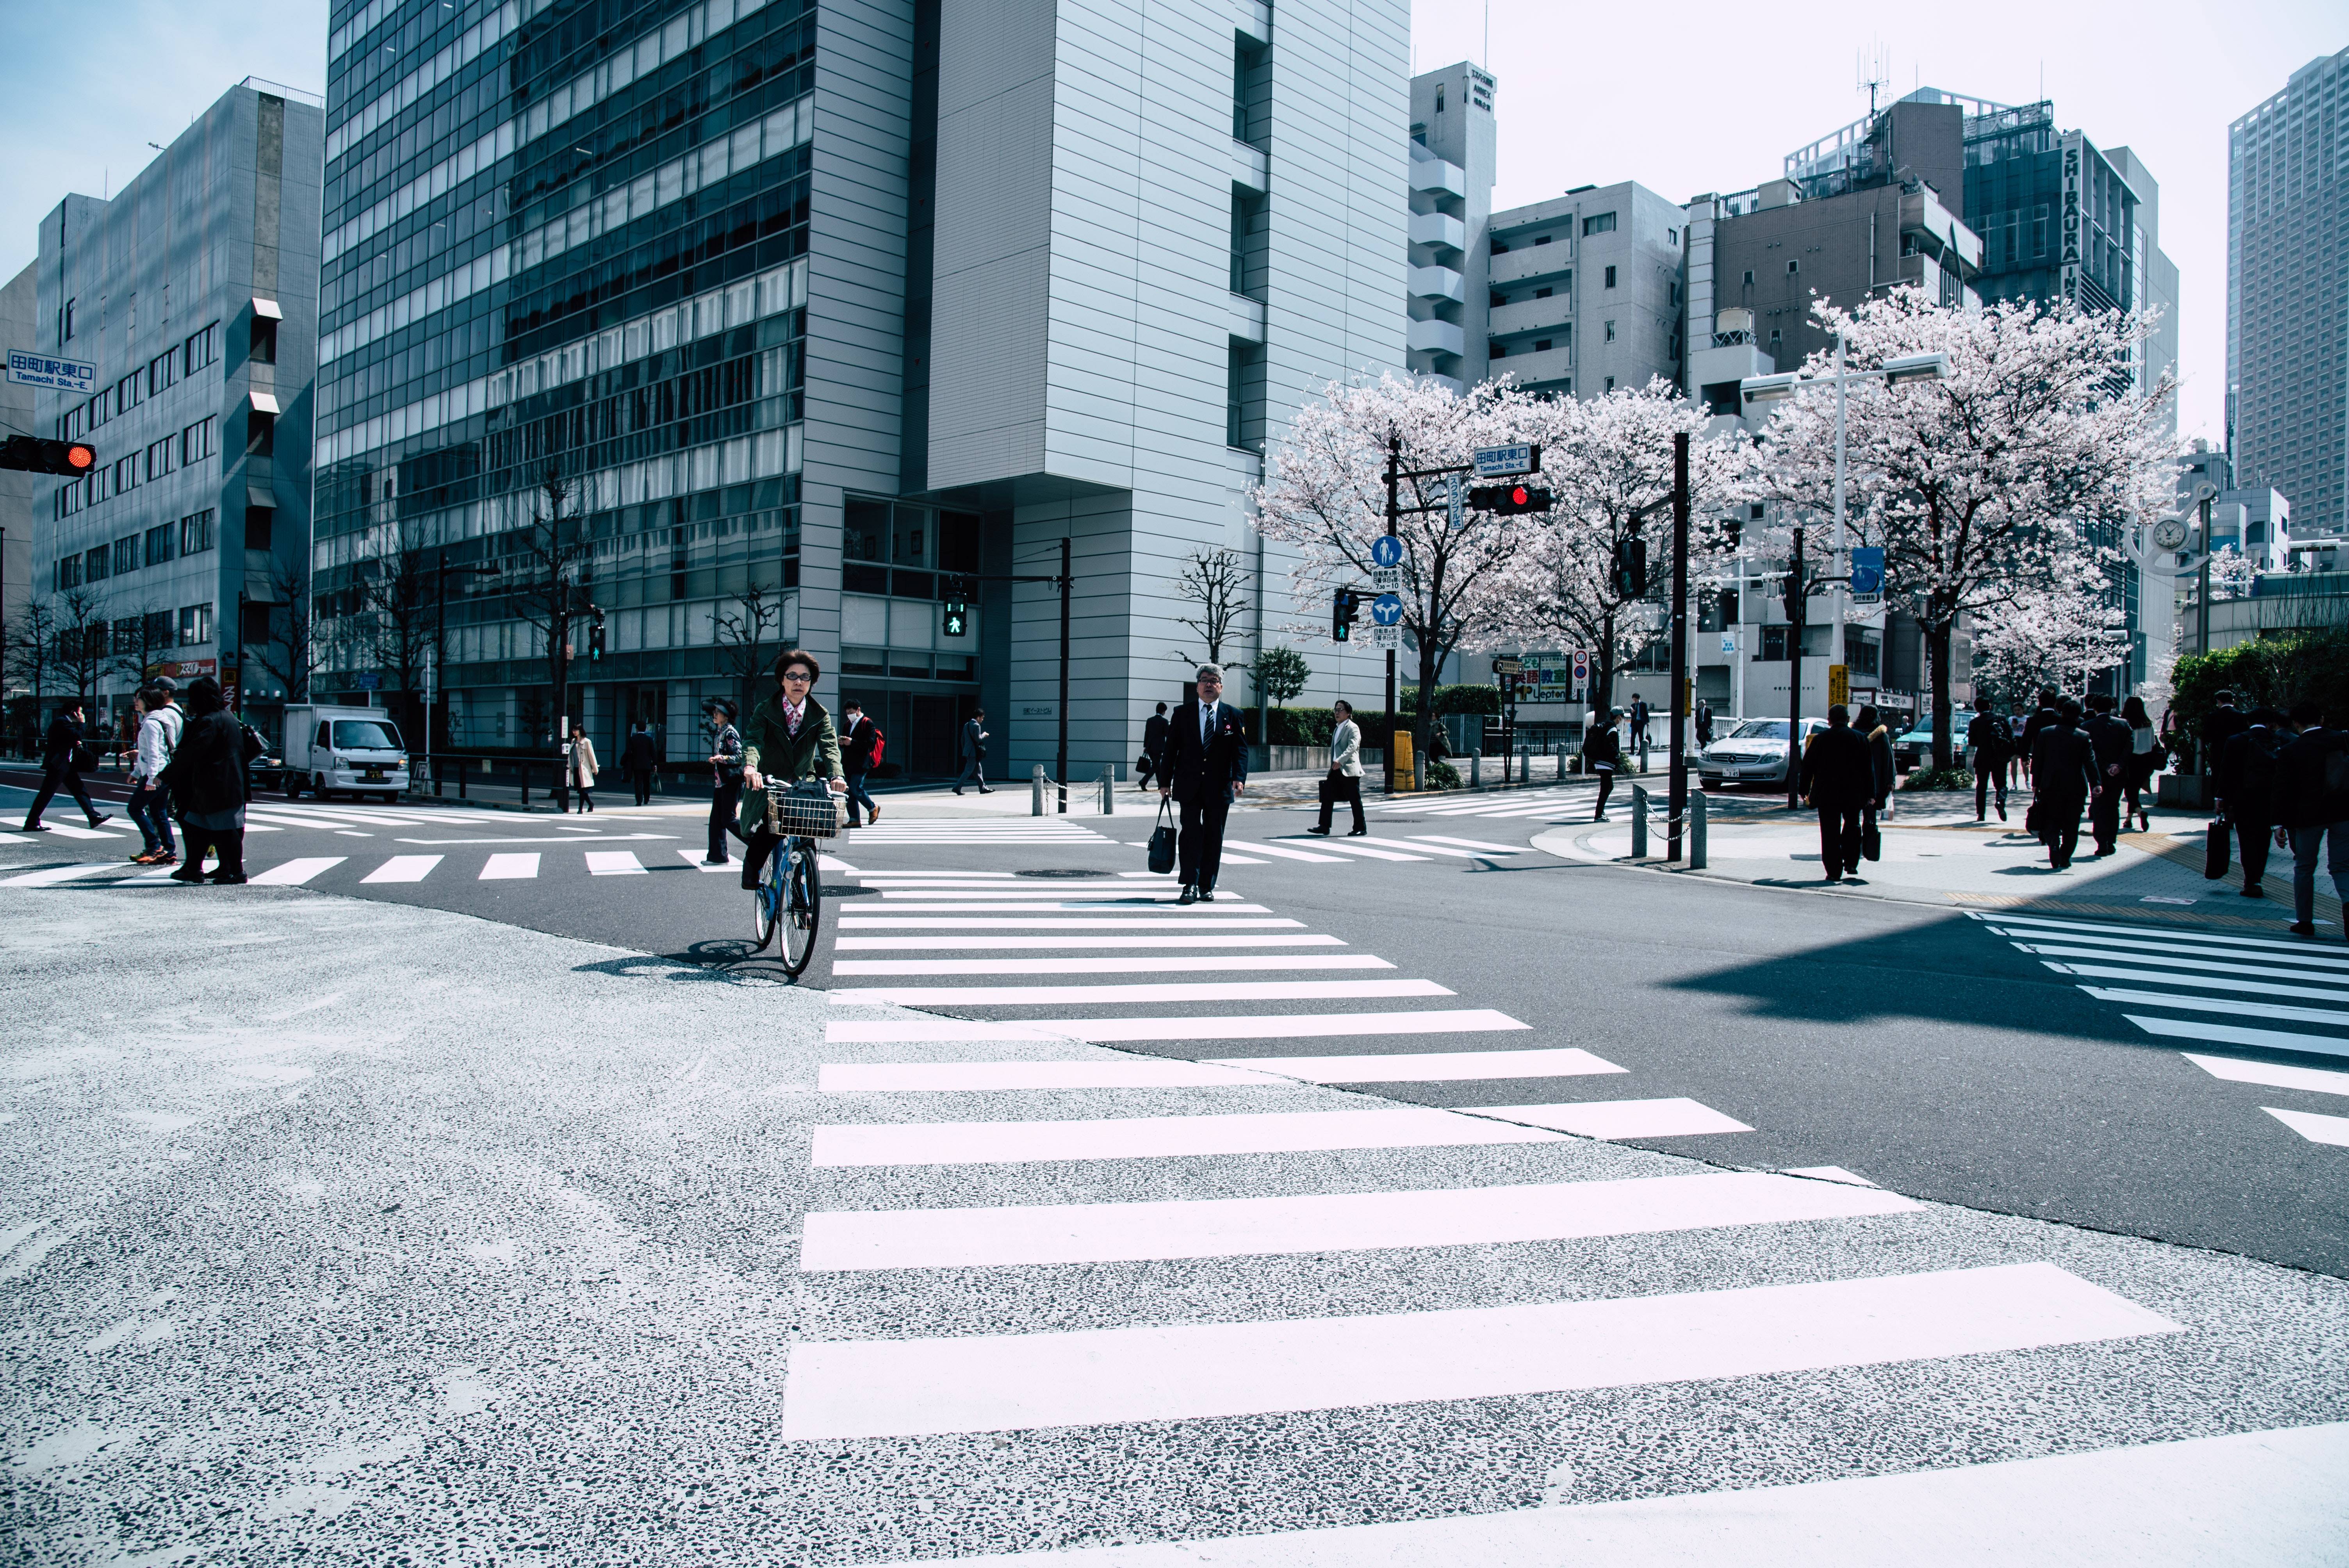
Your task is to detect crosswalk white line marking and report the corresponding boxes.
[393,833,680,846]
[2048,962,2349,1005]
[799,1170,1922,1272]
[852,870,1017,878]
[2083,988,2349,1028]
[830,955,1397,977]
[1208,1047,1625,1083]
[31,822,128,839]
[828,978,1454,1006]
[361,855,442,884]
[2124,1014,2349,1061]
[818,854,858,872]
[677,850,733,872]
[248,857,346,886]
[809,1105,1570,1168]
[2181,1052,2349,1097]
[2027,945,2349,985]
[1465,1098,1753,1140]
[2013,931,2349,971]
[1,862,118,886]
[1274,837,1429,861]
[775,1261,2177,1439]
[838,917,1306,930]
[1410,834,1528,853]
[872,889,1204,900]
[825,1009,1531,1044]
[586,850,646,875]
[1214,851,1272,864]
[818,1061,1284,1092]
[2264,1107,2349,1146]
[854,902,1280,914]
[479,853,540,880]
[1978,911,2331,954]
[833,935,1345,951]
[1781,1165,1879,1187]
[1235,841,1351,863]
[1359,836,1497,859]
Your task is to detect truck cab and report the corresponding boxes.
[282,705,411,801]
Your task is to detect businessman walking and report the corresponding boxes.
[1157,664,1249,904]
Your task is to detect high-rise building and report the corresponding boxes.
[2,262,37,706]
[1404,62,1494,390]
[2229,48,2348,536]
[1483,182,1685,399]
[26,80,322,739]
[316,0,1405,781]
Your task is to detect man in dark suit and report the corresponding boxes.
[2031,699,2099,870]
[2083,693,2136,855]
[1137,702,1170,791]
[1157,664,1249,904]
[1798,705,1875,884]
[21,699,111,833]
[2221,707,2290,896]
[2201,689,2249,799]
[955,709,991,794]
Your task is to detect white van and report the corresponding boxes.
[282,705,411,800]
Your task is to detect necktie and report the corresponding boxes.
[1202,705,1212,747]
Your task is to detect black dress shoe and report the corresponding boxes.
[1347,827,1367,836]
[88,813,113,828]
[1198,888,1216,902]
[2292,921,2317,936]
[1305,825,1331,835]
[1176,884,1198,905]
[21,823,49,832]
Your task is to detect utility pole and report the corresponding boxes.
[2196,493,2214,657]
[1667,431,1690,861]
[1383,436,1399,796]
[1786,523,1806,811]
[1057,535,1071,814]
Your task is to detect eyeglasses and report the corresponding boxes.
[780,670,812,684]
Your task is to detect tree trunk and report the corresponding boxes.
[1592,608,1618,718]
[1927,617,1956,771]
[1415,637,1442,789]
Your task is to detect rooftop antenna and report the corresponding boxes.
[1858,41,1891,115]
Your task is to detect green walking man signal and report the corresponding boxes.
[1331,587,1362,641]
[941,574,972,637]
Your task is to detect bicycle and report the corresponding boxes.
[749,781,839,975]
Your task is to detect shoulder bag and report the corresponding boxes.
[1147,797,1178,876]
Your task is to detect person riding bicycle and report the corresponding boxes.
[738,648,848,890]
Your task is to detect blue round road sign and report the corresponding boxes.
[1371,593,1404,626]
[1370,536,1403,568]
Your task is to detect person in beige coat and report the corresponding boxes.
[1308,699,1368,836]
[563,722,600,813]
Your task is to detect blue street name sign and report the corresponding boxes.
[353,672,383,691]
[7,349,97,394]
[1850,546,1885,597]
[1472,442,1540,478]
[1371,593,1404,626]
[1370,535,1403,568]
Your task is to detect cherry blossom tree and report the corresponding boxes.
[1256,373,1536,785]
[1755,289,2174,768]
[1969,575,2133,706]
[1479,379,1756,715]
[2205,545,2260,602]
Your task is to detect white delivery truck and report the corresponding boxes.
[282,705,411,800]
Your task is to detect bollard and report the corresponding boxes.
[1519,747,1530,784]
[1555,751,1566,782]
[1470,753,1481,789]
[1032,764,1046,816]
[457,761,468,800]
[1101,764,1114,815]
[520,761,531,808]
[1632,784,1650,858]
[1691,789,1708,870]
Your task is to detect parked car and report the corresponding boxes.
[1697,718,1827,790]
[282,705,410,801]
[1892,716,1955,770]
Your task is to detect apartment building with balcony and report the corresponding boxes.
[1404,62,1493,390]
[1484,182,1686,399]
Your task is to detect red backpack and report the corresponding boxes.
[864,721,885,767]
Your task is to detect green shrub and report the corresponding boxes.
[1398,684,1503,716]
[1424,758,1461,790]
[1261,707,1394,747]
[1900,765,1973,792]
[2172,629,2349,745]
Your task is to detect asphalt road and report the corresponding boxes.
[7,773,2345,1278]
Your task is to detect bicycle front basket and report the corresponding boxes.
[765,784,843,839]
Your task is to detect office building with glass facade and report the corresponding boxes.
[26,80,323,744]
[2229,48,2347,537]
[316,0,1405,781]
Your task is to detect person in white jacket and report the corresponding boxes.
[128,678,184,865]
[1308,700,1368,836]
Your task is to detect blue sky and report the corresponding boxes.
[2,0,2339,447]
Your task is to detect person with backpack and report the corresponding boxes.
[128,679,185,865]
[2270,700,2349,937]
[838,698,882,827]
[1967,694,2009,823]
[1584,709,1623,822]
[159,676,260,884]
[2219,707,2290,896]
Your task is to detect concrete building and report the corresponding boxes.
[25,80,322,745]
[1404,62,1494,390]
[1485,182,1685,399]
[2228,47,2348,537]
[2,263,36,717]
[314,0,1406,782]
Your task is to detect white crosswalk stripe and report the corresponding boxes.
[585,850,647,875]
[479,853,540,880]
[248,857,346,886]
[361,855,442,884]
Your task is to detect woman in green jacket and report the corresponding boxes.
[737,648,847,889]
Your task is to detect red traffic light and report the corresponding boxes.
[1511,485,1529,506]
[1468,482,1553,516]
[0,435,99,476]
[65,442,95,472]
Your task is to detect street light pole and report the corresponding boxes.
[1667,431,1691,862]
[1786,523,1806,813]
[1829,331,1848,677]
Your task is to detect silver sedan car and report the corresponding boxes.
[1697,718,1827,789]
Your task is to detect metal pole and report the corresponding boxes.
[1383,437,1399,796]
[1690,788,1707,869]
[2196,495,2213,657]
[1829,332,1848,675]
[1787,524,1806,811]
[1057,536,1071,814]
[1632,783,1649,858]
[1668,430,1690,862]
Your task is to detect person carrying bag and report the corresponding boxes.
[1307,700,1367,836]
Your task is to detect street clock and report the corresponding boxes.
[2151,517,2189,552]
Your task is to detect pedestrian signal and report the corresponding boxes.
[1331,587,1362,641]
[1611,538,1648,598]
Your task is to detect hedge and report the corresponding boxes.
[2170,629,2349,746]
[1397,683,1504,716]
[1256,707,1395,747]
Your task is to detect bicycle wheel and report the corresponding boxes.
[779,836,823,976]
[751,845,783,950]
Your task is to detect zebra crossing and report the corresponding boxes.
[783,865,2196,1478]
[1976,909,2349,1152]
[1367,784,1595,820]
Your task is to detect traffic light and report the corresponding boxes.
[1467,482,1553,515]
[1611,537,1648,598]
[1331,587,1362,641]
[1782,574,1806,623]
[587,607,606,660]
[0,435,97,475]
[942,575,971,636]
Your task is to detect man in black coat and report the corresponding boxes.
[2083,693,2136,855]
[2202,690,2249,800]
[1583,711,1623,821]
[1156,664,1249,903]
[20,700,111,833]
[955,711,991,795]
[1967,695,2009,823]
[1798,705,1875,884]
[2031,699,2099,870]
[622,724,659,806]
[2271,699,2349,937]
[1137,702,1170,792]
[2220,708,2289,896]
[2018,687,2062,787]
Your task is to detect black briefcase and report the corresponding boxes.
[1148,799,1178,875]
[2205,815,2230,880]
[1862,821,1882,862]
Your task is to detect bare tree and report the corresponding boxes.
[355,519,438,745]
[1169,548,1251,675]
[4,596,58,707]
[248,558,323,705]
[48,586,118,709]
[503,467,596,750]
[715,579,788,713]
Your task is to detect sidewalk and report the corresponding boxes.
[1535,789,2340,932]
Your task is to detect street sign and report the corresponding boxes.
[1370,592,1404,627]
[1720,634,1737,654]
[1850,546,1884,601]
[354,671,382,691]
[1492,656,1523,676]
[1446,473,1465,529]
[1472,442,1540,478]
[1370,536,1403,568]
[1369,625,1401,651]
[1370,565,1401,593]
[1571,648,1590,703]
[6,349,97,394]
[1828,663,1849,707]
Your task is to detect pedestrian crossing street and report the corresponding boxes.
[1977,909,2349,1151]
[781,866,2191,1472]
